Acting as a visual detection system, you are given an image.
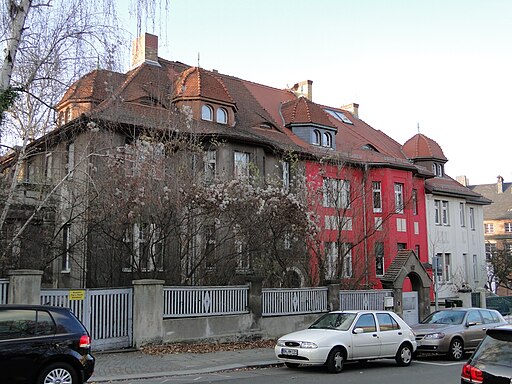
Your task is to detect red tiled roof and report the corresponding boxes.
[174,67,235,105]
[281,97,336,129]
[402,133,447,161]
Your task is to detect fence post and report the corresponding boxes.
[7,270,43,304]
[132,279,164,348]
[326,281,341,311]
[246,277,263,328]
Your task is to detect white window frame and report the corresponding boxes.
[372,181,382,213]
[234,151,250,179]
[469,207,475,230]
[505,222,512,233]
[394,183,404,214]
[375,242,385,277]
[204,150,216,182]
[216,107,227,124]
[484,223,494,234]
[441,201,449,225]
[459,202,466,227]
[201,104,213,121]
[282,161,290,190]
[62,224,71,272]
[323,178,350,209]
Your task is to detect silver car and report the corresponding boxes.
[275,310,417,373]
[412,308,508,360]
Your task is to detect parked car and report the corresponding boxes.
[0,304,95,384]
[412,307,508,361]
[274,310,417,373]
[461,325,512,384]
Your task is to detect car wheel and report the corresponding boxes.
[284,362,300,368]
[395,343,413,366]
[38,362,78,384]
[448,338,464,361]
[326,347,345,373]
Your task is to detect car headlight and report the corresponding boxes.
[276,340,286,347]
[299,341,318,349]
[424,332,445,339]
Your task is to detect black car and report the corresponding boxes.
[461,324,512,384]
[0,304,95,384]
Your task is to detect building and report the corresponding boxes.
[7,33,497,321]
[403,134,491,304]
[469,176,512,296]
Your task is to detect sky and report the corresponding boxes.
[121,0,512,186]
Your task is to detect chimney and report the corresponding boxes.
[497,175,504,194]
[131,33,160,69]
[456,175,469,187]
[341,103,359,119]
[291,80,313,100]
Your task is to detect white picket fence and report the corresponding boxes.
[262,287,328,316]
[0,278,8,304]
[163,285,249,318]
[40,287,133,350]
[339,289,393,310]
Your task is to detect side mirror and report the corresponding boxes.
[353,327,364,334]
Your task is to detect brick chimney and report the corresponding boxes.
[131,33,160,69]
[497,175,504,194]
[341,103,359,119]
[291,80,313,100]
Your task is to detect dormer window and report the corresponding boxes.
[313,130,321,145]
[216,107,227,124]
[201,104,213,121]
[432,162,444,177]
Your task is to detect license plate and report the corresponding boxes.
[281,348,298,356]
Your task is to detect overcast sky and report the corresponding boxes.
[122,0,512,186]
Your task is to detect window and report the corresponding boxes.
[434,200,441,225]
[203,150,216,182]
[412,189,418,215]
[484,223,494,234]
[397,243,407,251]
[322,132,332,148]
[216,108,227,124]
[354,313,376,333]
[234,151,250,179]
[124,223,164,272]
[66,142,75,178]
[375,242,384,276]
[377,313,400,331]
[235,235,250,272]
[372,181,382,213]
[469,208,475,230]
[204,224,216,270]
[505,222,512,232]
[459,203,466,227]
[506,243,512,255]
[432,162,444,177]
[44,152,53,180]
[325,242,352,278]
[437,253,452,283]
[375,217,383,231]
[441,201,449,225]
[201,104,213,121]
[312,129,321,145]
[485,243,496,260]
[394,183,404,213]
[282,161,290,190]
[323,178,350,209]
[0,309,55,340]
[396,218,407,232]
[472,254,478,281]
[62,224,71,272]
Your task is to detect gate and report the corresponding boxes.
[41,287,133,351]
[403,291,419,325]
[339,289,394,310]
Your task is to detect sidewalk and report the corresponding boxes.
[90,347,282,382]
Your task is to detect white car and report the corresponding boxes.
[275,310,417,373]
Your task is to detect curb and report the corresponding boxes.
[90,360,283,382]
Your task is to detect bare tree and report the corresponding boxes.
[485,245,512,293]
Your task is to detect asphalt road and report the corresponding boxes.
[110,356,465,384]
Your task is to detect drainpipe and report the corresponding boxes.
[362,164,369,287]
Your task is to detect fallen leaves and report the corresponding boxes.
[140,339,277,355]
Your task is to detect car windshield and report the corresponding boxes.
[421,310,465,325]
[309,313,356,330]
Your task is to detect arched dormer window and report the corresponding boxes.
[216,107,227,124]
[65,107,71,123]
[201,104,213,121]
[322,132,332,148]
[312,129,321,145]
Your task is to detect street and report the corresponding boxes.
[103,356,464,384]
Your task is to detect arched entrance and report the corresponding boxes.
[380,250,431,324]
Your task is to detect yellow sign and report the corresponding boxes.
[69,290,85,301]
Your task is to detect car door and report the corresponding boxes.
[376,313,403,357]
[351,313,381,359]
[0,309,55,384]
[463,309,485,349]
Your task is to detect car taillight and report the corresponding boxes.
[461,363,483,384]
[79,335,91,348]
